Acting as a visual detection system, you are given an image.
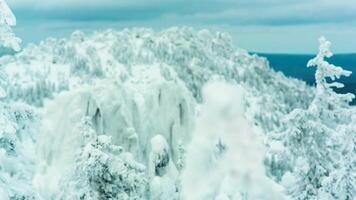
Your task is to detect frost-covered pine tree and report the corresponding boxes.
[0,2,37,199]
[0,0,21,52]
[0,103,39,200]
[0,0,21,98]
[59,117,147,200]
[269,37,356,200]
[318,120,356,199]
[308,37,354,110]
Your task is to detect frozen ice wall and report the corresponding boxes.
[33,64,195,197]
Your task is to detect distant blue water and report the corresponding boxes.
[257,53,356,105]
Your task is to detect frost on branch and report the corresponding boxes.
[307,36,354,106]
[0,0,21,51]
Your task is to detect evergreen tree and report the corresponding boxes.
[269,37,356,200]
[59,117,147,200]
[0,0,21,52]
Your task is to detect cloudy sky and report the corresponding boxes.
[8,0,356,53]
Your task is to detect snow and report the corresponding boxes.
[0,0,16,26]
[0,4,355,198]
[0,28,324,199]
[149,135,179,199]
[181,81,284,200]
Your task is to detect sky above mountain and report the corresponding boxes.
[8,0,356,53]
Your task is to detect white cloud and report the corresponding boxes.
[10,0,201,10]
[9,0,356,25]
[8,0,356,53]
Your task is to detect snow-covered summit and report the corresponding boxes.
[0,27,322,199]
[1,27,312,129]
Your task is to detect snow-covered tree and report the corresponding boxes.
[317,116,356,199]
[0,0,21,98]
[268,37,356,200]
[277,109,339,199]
[0,103,39,200]
[308,36,354,112]
[59,117,147,200]
[0,3,36,198]
[149,135,179,200]
[0,0,21,52]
